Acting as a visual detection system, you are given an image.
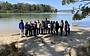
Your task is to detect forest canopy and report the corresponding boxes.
[0,1,57,13]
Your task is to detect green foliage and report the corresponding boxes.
[73,6,90,20]
[73,13,81,20]
[0,1,57,13]
[61,0,78,5]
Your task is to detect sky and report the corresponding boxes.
[0,0,90,10]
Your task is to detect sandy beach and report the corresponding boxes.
[0,25,90,56]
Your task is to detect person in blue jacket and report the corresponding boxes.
[19,20,24,37]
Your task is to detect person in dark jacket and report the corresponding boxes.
[31,23,34,36]
[67,22,70,35]
[33,21,37,36]
[64,20,70,36]
[50,21,54,34]
[25,22,29,37]
[55,21,59,35]
[29,21,32,36]
[41,20,44,34]
[60,20,64,36]
[19,20,24,37]
[44,18,49,34]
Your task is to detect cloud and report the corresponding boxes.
[18,0,37,4]
[0,0,36,4]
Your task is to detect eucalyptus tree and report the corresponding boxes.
[61,0,90,20]
[61,0,79,5]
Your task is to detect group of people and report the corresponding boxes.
[19,18,70,37]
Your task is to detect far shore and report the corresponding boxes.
[0,25,90,44]
[0,11,73,14]
[0,12,57,14]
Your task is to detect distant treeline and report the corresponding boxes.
[0,1,57,13]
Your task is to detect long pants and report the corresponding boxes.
[34,28,36,36]
[41,28,44,34]
[65,29,68,36]
[25,29,28,36]
[29,29,32,36]
[51,28,53,34]
[20,29,24,37]
[48,28,50,34]
[53,28,56,34]
[37,28,40,35]
[60,28,63,36]
[55,28,59,35]
[68,28,70,35]
[45,27,48,34]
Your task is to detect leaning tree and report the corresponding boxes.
[61,0,90,20]
[60,1,90,56]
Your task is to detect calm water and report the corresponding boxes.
[0,12,89,34]
[74,16,90,28]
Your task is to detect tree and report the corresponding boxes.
[62,0,90,20]
[61,0,90,5]
[61,0,79,5]
[0,1,57,13]
[0,1,12,10]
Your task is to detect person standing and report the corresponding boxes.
[44,18,49,34]
[25,22,29,37]
[60,20,64,36]
[29,21,32,36]
[19,20,24,37]
[64,20,70,36]
[48,21,51,34]
[37,20,41,35]
[41,20,44,34]
[55,21,59,35]
[67,22,70,35]
[33,21,37,36]
[50,21,54,34]
[31,23,34,36]
[53,21,56,34]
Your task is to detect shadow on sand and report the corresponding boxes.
[1,29,90,56]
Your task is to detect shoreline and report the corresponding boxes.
[0,12,57,14]
[0,25,90,56]
[0,25,90,44]
[0,12,72,14]
[0,25,90,35]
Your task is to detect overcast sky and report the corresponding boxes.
[0,0,90,10]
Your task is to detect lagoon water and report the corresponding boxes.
[74,16,90,28]
[0,12,89,34]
